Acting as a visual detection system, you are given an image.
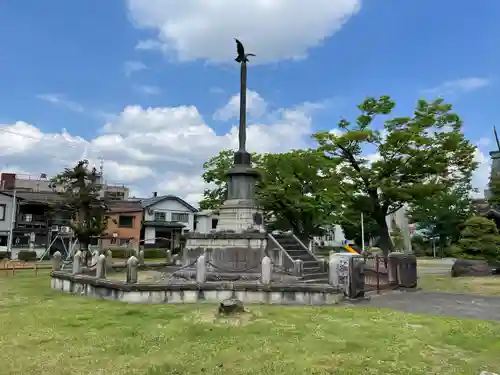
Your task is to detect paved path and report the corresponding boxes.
[355,290,500,321]
[356,291,500,321]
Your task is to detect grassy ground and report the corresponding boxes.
[419,273,500,296]
[1,272,500,374]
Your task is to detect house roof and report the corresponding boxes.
[0,190,65,204]
[107,200,142,213]
[140,195,197,212]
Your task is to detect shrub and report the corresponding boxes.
[107,248,166,259]
[456,216,500,261]
[0,251,10,260]
[18,250,37,261]
[144,249,166,259]
[107,248,136,259]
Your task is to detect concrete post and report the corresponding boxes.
[138,249,145,265]
[126,256,139,283]
[52,251,62,271]
[72,251,82,274]
[196,254,206,284]
[293,259,304,277]
[96,254,106,279]
[261,256,271,285]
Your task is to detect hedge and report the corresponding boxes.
[18,250,37,261]
[0,251,11,260]
[106,248,166,259]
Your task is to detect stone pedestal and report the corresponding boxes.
[217,160,263,232]
[216,199,264,232]
[183,150,266,277]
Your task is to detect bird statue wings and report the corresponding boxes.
[235,38,255,63]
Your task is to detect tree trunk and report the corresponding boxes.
[438,235,448,258]
[375,214,393,256]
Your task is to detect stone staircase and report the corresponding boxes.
[271,234,328,283]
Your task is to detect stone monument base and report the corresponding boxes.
[216,199,264,232]
[183,232,267,275]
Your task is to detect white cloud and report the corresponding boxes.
[213,90,268,121]
[472,146,490,198]
[422,77,490,97]
[123,61,147,76]
[36,93,84,113]
[127,0,362,64]
[0,92,320,206]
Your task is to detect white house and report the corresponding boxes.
[140,193,197,249]
[194,209,219,234]
[312,225,350,247]
[0,192,14,252]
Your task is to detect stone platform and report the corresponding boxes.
[51,271,343,305]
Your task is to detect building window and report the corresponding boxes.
[211,218,218,229]
[0,236,7,246]
[154,211,166,221]
[172,213,189,223]
[22,214,32,222]
[119,238,129,246]
[118,215,134,228]
[0,204,5,221]
[110,237,117,245]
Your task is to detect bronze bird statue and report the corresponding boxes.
[235,38,255,63]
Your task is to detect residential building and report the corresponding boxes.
[0,192,14,252]
[0,172,129,201]
[140,193,198,250]
[0,191,71,258]
[195,209,219,233]
[101,201,142,251]
[312,225,350,247]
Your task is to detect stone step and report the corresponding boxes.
[301,272,328,281]
[303,266,321,273]
[301,278,329,284]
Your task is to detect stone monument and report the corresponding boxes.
[183,39,266,276]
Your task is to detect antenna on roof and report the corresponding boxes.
[494,126,500,151]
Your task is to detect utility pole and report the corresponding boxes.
[360,212,365,253]
[7,189,16,254]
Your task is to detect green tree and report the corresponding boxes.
[488,169,500,209]
[337,204,379,247]
[50,160,110,256]
[313,96,477,255]
[457,216,500,261]
[408,182,474,255]
[199,150,241,210]
[390,221,405,251]
[199,149,340,242]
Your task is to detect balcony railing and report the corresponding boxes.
[16,214,46,223]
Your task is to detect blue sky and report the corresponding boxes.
[0,0,498,202]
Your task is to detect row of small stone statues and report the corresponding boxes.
[51,250,354,288]
[50,250,166,284]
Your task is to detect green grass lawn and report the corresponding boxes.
[419,273,500,296]
[1,272,500,375]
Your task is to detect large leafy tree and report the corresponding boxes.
[199,149,339,242]
[488,167,500,209]
[313,96,477,255]
[199,150,242,210]
[50,160,109,257]
[337,204,380,247]
[408,181,474,255]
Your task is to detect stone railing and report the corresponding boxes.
[50,249,417,305]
